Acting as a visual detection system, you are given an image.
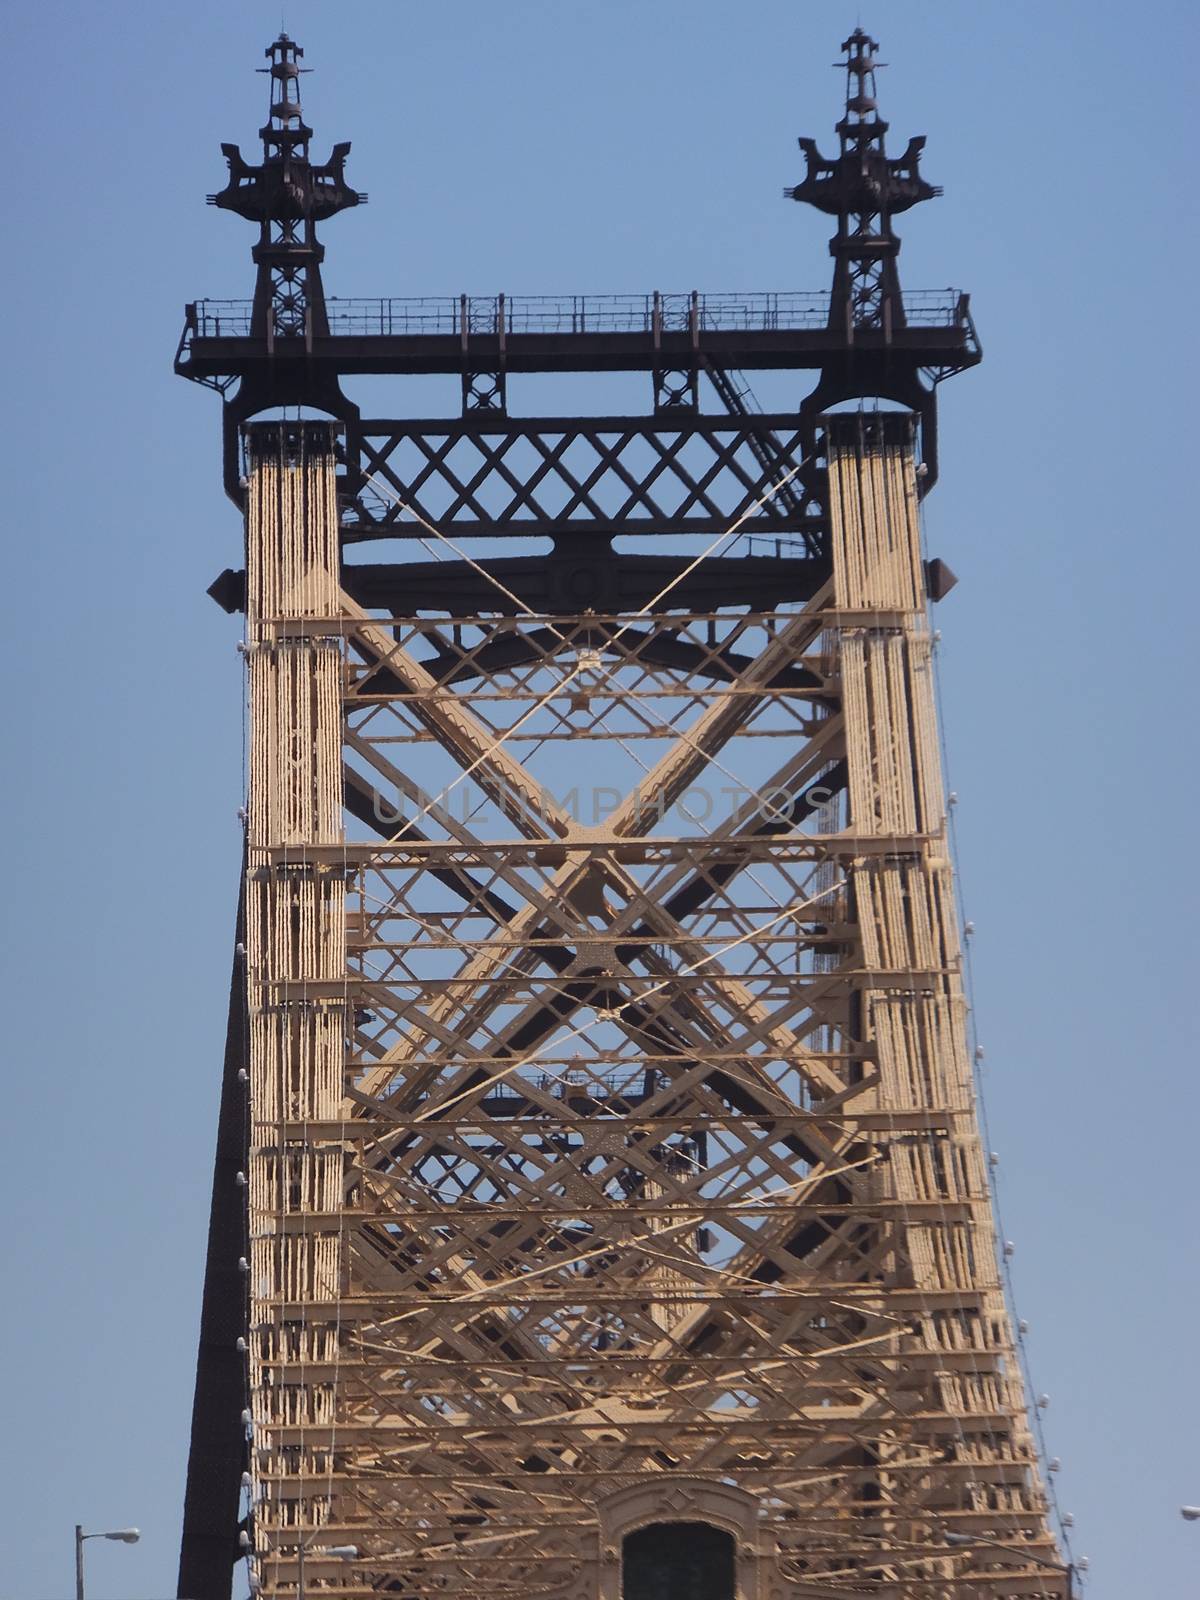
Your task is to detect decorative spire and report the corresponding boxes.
[786,29,940,336]
[209,35,365,346]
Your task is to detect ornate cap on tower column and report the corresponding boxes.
[786,28,940,336]
[208,34,366,345]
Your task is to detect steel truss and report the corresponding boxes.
[176,28,1061,1600]
[342,414,823,546]
[227,416,1061,1600]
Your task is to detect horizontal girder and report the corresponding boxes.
[343,413,824,543]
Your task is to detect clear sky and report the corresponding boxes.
[1,1,1196,1596]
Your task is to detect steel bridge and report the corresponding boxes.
[175,28,1068,1600]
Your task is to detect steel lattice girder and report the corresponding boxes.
[342,415,824,544]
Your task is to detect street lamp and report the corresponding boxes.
[74,1526,140,1600]
[296,1541,358,1599]
[1181,1506,1200,1521]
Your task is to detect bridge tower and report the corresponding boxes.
[176,29,1069,1600]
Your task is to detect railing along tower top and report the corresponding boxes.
[209,32,364,348]
[787,28,939,337]
[180,30,978,508]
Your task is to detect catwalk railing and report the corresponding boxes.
[180,288,976,343]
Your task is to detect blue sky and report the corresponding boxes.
[1,1,1197,1596]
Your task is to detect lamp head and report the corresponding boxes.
[103,1529,140,1544]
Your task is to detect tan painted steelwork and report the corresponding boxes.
[240,417,1062,1600]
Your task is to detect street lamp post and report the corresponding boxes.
[74,1526,140,1600]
